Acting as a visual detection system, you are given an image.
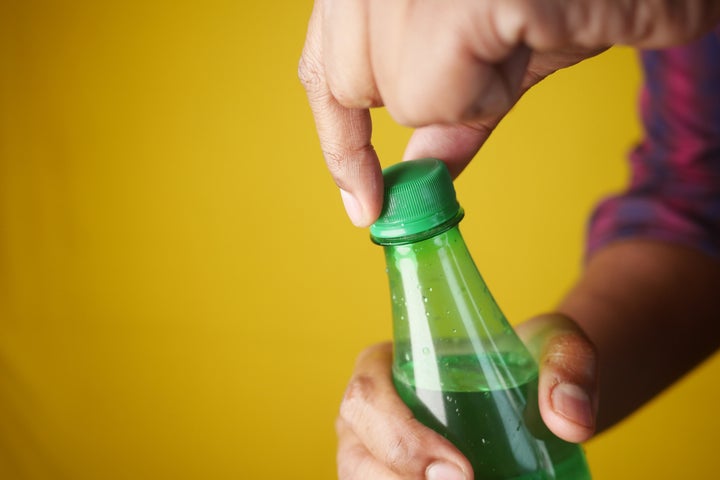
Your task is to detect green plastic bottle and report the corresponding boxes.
[370,159,591,480]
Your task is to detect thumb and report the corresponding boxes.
[516,314,599,443]
[402,117,500,179]
[400,46,533,177]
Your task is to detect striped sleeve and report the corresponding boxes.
[587,25,720,258]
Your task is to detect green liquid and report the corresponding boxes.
[394,355,591,480]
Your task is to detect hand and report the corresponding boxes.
[335,314,598,480]
[299,0,720,226]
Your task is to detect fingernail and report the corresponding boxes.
[426,461,466,480]
[551,383,594,429]
[340,189,365,226]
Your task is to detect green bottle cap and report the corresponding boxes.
[370,158,464,245]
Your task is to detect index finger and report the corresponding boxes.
[298,2,383,227]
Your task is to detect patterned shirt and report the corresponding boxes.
[588,25,720,258]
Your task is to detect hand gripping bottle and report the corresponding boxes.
[370,159,591,479]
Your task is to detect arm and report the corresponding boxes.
[560,240,720,433]
[562,27,720,430]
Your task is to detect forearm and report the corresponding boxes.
[558,239,720,432]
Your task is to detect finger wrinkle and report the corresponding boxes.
[321,143,376,178]
[340,374,377,424]
[298,50,325,93]
[543,354,597,382]
[384,433,416,471]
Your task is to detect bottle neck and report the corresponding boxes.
[384,226,477,327]
[384,224,509,331]
[383,225,533,390]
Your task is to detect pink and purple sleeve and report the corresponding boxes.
[587,25,720,258]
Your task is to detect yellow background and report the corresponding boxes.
[0,1,717,478]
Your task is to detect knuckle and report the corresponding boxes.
[383,427,417,470]
[297,50,325,94]
[298,48,378,108]
[543,332,598,377]
[339,374,377,424]
[321,146,354,191]
[322,143,375,187]
[322,146,346,176]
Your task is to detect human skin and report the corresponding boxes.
[300,0,720,227]
[298,2,720,479]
